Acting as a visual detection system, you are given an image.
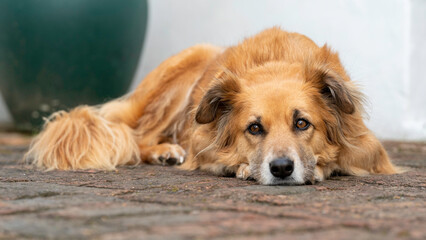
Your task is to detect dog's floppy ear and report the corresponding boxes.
[195,76,241,124]
[308,65,365,146]
[308,67,363,115]
[320,70,357,114]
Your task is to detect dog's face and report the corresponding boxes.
[236,65,320,185]
[196,62,360,185]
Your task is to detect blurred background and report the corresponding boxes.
[0,0,425,141]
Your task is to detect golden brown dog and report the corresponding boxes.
[25,28,399,185]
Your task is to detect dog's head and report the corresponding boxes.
[195,55,363,185]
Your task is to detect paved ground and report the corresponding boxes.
[0,133,425,240]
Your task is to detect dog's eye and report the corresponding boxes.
[295,119,310,130]
[248,123,263,135]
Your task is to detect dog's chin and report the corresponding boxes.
[258,176,306,186]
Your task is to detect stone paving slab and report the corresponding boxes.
[0,135,425,240]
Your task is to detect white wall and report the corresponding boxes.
[131,0,426,141]
[1,0,425,140]
[0,97,11,123]
[406,0,426,140]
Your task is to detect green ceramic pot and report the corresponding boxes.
[0,0,148,131]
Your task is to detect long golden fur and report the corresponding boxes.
[25,28,399,185]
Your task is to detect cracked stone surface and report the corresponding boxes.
[0,134,425,240]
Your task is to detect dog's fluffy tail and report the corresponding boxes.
[25,104,140,170]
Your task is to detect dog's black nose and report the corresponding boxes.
[269,157,294,178]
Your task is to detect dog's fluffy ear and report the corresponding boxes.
[195,75,241,124]
[308,67,363,115]
[307,64,365,145]
[320,70,359,114]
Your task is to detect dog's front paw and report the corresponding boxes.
[157,144,186,166]
[314,166,325,182]
[142,143,186,166]
[236,163,251,180]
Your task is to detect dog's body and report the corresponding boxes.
[26,28,398,185]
